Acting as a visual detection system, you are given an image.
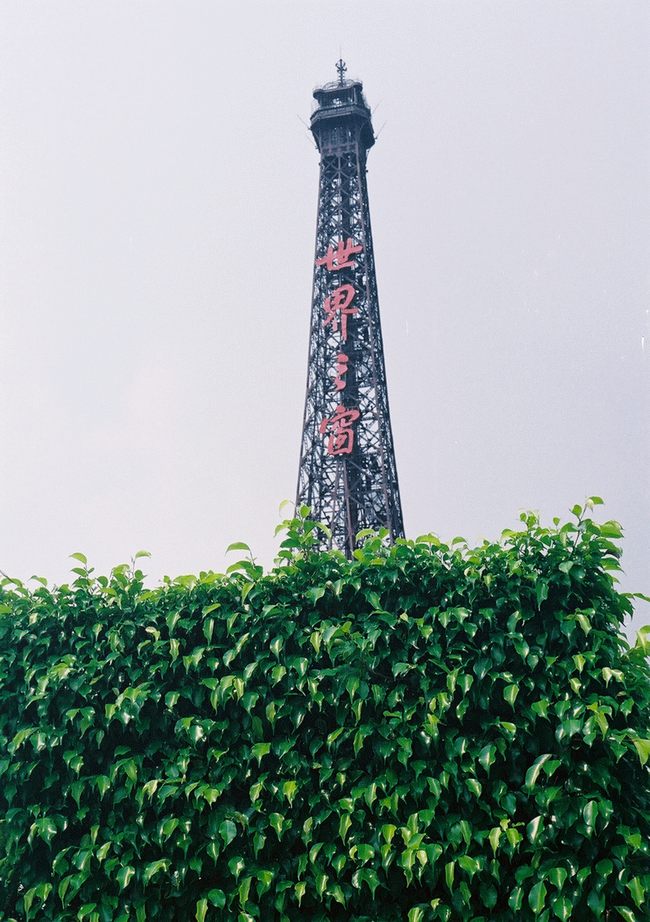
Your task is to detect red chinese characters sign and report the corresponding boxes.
[315,238,362,271]
[319,405,360,456]
[316,238,363,456]
[322,284,357,342]
[333,353,349,391]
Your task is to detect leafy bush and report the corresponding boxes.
[1,501,649,922]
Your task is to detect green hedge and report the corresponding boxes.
[1,501,649,922]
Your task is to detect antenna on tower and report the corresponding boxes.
[336,58,347,86]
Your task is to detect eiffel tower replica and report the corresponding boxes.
[296,61,404,556]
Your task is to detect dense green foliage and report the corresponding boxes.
[1,501,650,922]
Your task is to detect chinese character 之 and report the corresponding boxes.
[333,353,349,392]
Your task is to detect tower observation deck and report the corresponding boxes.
[296,62,404,556]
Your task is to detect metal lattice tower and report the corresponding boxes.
[296,63,404,556]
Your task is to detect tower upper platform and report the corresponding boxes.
[310,76,375,155]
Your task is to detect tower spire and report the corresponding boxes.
[296,73,404,556]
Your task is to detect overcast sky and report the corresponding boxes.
[1,2,648,634]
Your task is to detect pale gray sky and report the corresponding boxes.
[1,2,648,633]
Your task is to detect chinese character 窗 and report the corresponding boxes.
[319,404,360,456]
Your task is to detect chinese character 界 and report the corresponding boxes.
[322,284,357,342]
[319,404,360,456]
[315,238,363,271]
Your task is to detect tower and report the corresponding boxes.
[296,62,404,556]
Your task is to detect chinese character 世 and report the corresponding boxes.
[315,238,363,271]
[322,284,358,342]
[319,404,360,456]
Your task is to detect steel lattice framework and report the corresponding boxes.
[296,64,404,556]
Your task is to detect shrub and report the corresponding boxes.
[1,500,649,921]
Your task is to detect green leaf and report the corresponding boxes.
[525,754,552,790]
[582,800,598,829]
[207,889,226,908]
[228,855,245,880]
[458,855,480,878]
[143,860,168,885]
[219,819,237,846]
[615,908,638,922]
[329,883,346,905]
[595,859,613,880]
[632,738,650,766]
[315,870,328,896]
[445,861,455,890]
[116,866,135,891]
[241,691,259,714]
[508,885,524,912]
[295,882,307,906]
[251,742,271,765]
[269,813,285,839]
[551,894,572,921]
[282,780,297,805]
[548,867,567,890]
[531,699,549,718]
[627,877,645,908]
[601,520,623,538]
[505,826,522,849]
[22,887,38,917]
[357,843,375,862]
[536,580,549,607]
[357,868,380,897]
[238,876,252,905]
[479,744,496,772]
[271,664,286,683]
[528,880,547,914]
[30,817,58,844]
[326,727,344,748]
[527,815,543,844]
